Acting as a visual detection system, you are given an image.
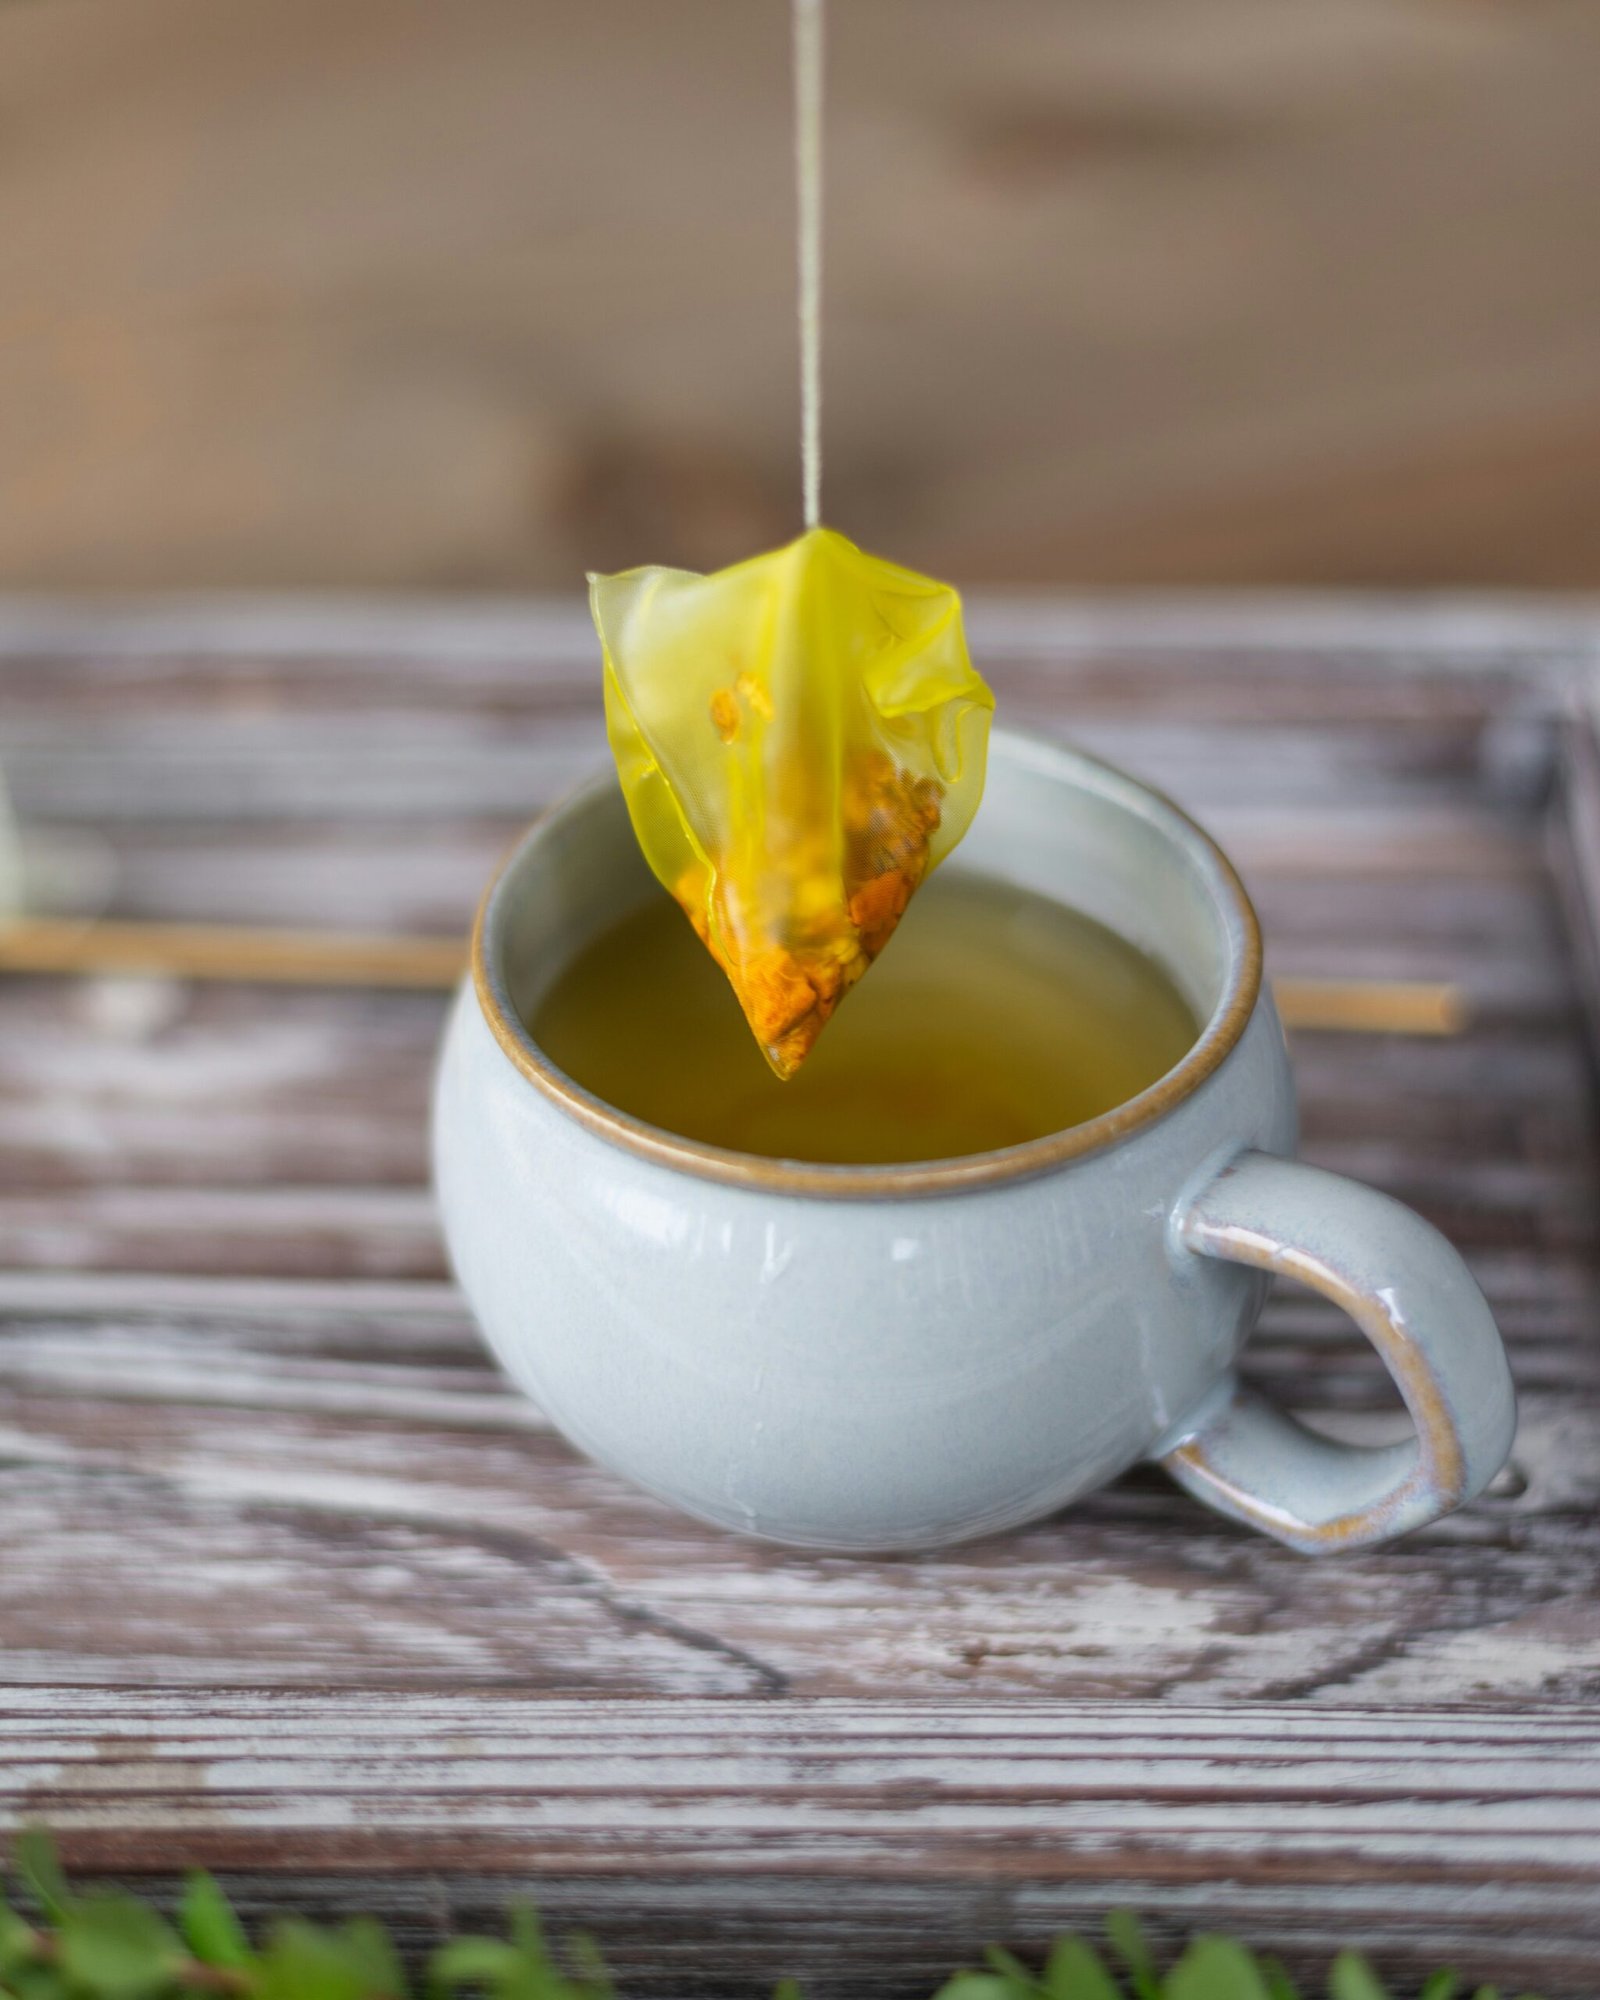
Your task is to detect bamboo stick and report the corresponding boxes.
[0,914,1468,1035]
[1273,976,1466,1037]
[0,917,467,990]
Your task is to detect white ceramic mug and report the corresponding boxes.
[434,730,1516,1554]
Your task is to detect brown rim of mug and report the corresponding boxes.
[470,736,1265,1200]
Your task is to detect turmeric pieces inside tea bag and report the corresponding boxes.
[590,526,994,1078]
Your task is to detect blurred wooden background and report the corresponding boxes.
[2,0,1598,592]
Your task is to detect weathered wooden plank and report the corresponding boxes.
[2,1693,1599,1995]
[1547,707,1600,1080]
[0,1269,469,1322]
[0,1358,1593,1702]
[47,821,1556,930]
[0,591,1592,672]
[0,605,1598,1994]
[0,717,1540,826]
[0,1186,446,1279]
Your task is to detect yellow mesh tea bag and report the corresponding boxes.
[590,525,994,1078]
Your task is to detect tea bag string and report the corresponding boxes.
[794,0,824,530]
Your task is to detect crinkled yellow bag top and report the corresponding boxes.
[590,527,994,1078]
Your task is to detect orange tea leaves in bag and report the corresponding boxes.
[590,526,994,1077]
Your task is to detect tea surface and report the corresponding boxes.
[530,873,1197,1164]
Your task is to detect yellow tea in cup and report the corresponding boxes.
[531,871,1196,1165]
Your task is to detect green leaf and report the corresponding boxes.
[0,1903,41,1974]
[929,1978,1018,2000]
[1166,1935,1273,2000]
[337,1914,407,1994]
[256,1918,386,2000]
[507,1903,559,1988]
[8,1964,71,2000]
[1105,1912,1161,2000]
[1042,1934,1119,2000]
[0,1856,1549,2000]
[428,1934,523,1995]
[982,1945,1042,1995]
[56,1895,181,2000]
[179,1872,253,1971]
[466,1905,614,2000]
[1328,1954,1390,2000]
[15,1831,70,1924]
[509,1906,546,1955]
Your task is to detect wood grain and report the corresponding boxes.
[4,1696,1600,1998]
[1,599,1599,1991]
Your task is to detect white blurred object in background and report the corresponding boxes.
[0,769,24,920]
[0,759,118,923]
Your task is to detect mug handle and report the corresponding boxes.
[1159,1150,1517,1554]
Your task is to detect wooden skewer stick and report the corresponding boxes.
[1273,976,1467,1037]
[0,917,468,991]
[0,916,1468,1034]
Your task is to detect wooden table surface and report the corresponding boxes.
[2,596,1600,1996]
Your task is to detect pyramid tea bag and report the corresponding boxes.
[590,526,994,1077]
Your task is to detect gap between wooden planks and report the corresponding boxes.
[0,915,1467,1034]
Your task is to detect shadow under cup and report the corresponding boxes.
[488,731,1258,1183]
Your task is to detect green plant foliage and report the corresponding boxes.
[1166,1936,1275,2000]
[1106,1912,1162,2000]
[15,1833,70,1925]
[177,1875,251,1973]
[1041,1937,1120,2000]
[55,1896,183,2000]
[0,1833,1548,2000]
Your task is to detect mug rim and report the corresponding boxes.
[471,728,1264,1199]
